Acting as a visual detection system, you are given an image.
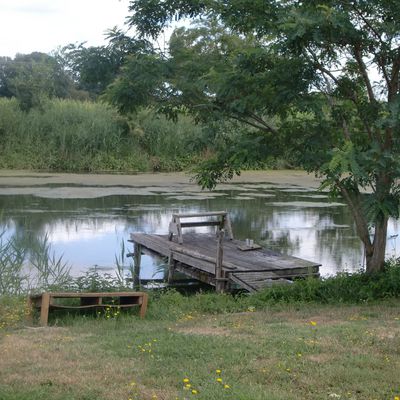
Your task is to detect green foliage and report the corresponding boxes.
[0,52,75,111]
[0,232,27,296]
[0,296,27,330]
[129,108,206,171]
[58,29,153,98]
[71,271,127,293]
[0,97,231,173]
[192,121,275,189]
[0,231,72,296]
[254,260,400,304]
[126,0,400,272]
[143,261,400,320]
[0,97,149,172]
[146,289,251,320]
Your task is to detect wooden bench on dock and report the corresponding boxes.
[168,211,233,244]
[27,291,148,326]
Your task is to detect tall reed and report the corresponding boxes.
[0,230,72,295]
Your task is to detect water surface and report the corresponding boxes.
[1,174,399,279]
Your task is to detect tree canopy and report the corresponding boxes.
[58,28,153,98]
[0,52,74,111]
[118,0,400,273]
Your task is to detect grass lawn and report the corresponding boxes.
[0,298,399,400]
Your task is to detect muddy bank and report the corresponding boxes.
[0,170,322,199]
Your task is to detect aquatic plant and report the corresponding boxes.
[0,231,71,295]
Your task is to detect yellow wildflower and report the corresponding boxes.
[216,378,222,383]
[223,384,230,389]
[183,378,190,383]
[192,389,198,394]
[310,321,317,326]
[216,369,221,374]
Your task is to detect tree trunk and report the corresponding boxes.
[365,216,388,274]
[339,183,388,274]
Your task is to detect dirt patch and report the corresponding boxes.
[306,353,335,363]
[175,325,231,336]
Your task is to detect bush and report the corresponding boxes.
[254,259,400,304]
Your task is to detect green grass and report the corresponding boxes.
[1,294,400,400]
[1,263,400,399]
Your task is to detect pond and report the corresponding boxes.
[1,171,399,280]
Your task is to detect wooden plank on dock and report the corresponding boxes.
[130,232,320,292]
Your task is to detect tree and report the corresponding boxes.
[58,28,153,98]
[0,52,74,111]
[122,0,400,273]
[105,20,300,173]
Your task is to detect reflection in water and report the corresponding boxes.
[2,182,399,278]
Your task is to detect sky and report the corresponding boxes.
[0,0,132,58]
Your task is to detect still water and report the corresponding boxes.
[1,177,400,278]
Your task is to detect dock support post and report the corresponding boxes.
[215,229,226,293]
[167,252,176,284]
[133,243,142,289]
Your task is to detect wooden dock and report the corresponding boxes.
[130,212,320,292]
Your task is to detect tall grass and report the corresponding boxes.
[130,108,206,171]
[0,98,147,172]
[0,231,72,296]
[0,98,211,172]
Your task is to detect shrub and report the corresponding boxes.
[254,259,400,304]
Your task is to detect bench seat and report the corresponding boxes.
[27,291,148,326]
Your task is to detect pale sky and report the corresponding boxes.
[0,0,132,58]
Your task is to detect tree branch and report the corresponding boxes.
[227,112,277,134]
[350,4,386,48]
[353,44,375,103]
[389,49,400,102]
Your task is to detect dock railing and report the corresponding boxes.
[168,211,233,292]
[168,211,233,244]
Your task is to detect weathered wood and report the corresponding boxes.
[133,243,142,289]
[180,221,222,228]
[168,211,234,244]
[130,232,320,292]
[167,252,176,284]
[215,229,225,293]
[40,292,50,326]
[173,245,237,270]
[28,292,148,326]
[223,214,234,240]
[172,211,228,218]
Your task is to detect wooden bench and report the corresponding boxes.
[168,211,234,244]
[27,291,148,326]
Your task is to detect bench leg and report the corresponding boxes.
[40,293,51,326]
[139,294,148,319]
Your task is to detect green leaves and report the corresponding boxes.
[0,52,73,111]
[124,0,400,271]
[103,53,168,114]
